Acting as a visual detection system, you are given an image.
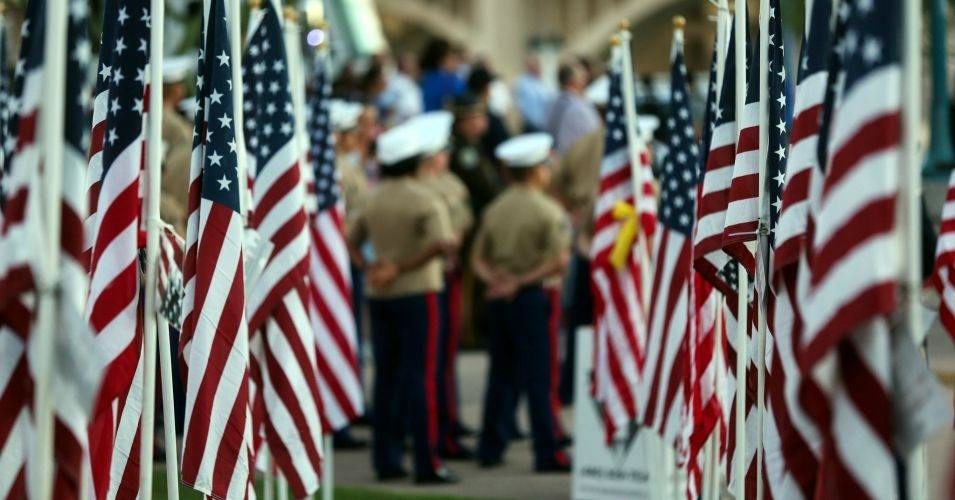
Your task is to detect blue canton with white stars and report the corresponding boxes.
[99,0,150,178]
[309,57,340,212]
[713,23,737,132]
[601,58,627,160]
[766,0,789,247]
[0,20,10,208]
[67,0,92,157]
[193,0,240,210]
[659,41,697,236]
[242,3,296,175]
[840,0,898,93]
[699,39,719,181]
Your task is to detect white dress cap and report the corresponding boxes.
[329,100,363,131]
[377,121,423,166]
[163,54,196,83]
[495,132,554,168]
[408,111,454,156]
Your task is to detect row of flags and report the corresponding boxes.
[0,0,363,497]
[591,0,952,499]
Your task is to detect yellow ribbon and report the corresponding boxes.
[609,201,640,269]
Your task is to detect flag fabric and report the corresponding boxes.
[764,0,832,497]
[306,54,364,433]
[933,168,955,341]
[242,2,323,495]
[639,32,696,450]
[178,0,254,495]
[158,223,185,328]
[589,46,648,440]
[722,26,759,275]
[683,39,725,500]
[0,14,11,186]
[694,24,741,302]
[0,0,47,495]
[84,0,151,495]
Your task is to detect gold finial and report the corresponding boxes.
[618,19,630,30]
[673,15,686,29]
[283,6,299,22]
[248,0,262,10]
[0,3,6,16]
[610,35,621,46]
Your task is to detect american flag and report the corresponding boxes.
[158,223,185,328]
[84,0,151,495]
[722,27,758,275]
[683,38,724,500]
[800,0,904,497]
[0,0,99,496]
[933,168,955,341]
[243,2,323,495]
[179,0,254,495]
[307,54,364,433]
[589,46,648,440]
[0,13,10,186]
[0,0,47,495]
[639,32,696,451]
[694,24,740,302]
[764,0,831,497]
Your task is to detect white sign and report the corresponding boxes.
[571,327,654,499]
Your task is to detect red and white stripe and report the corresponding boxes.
[308,201,363,432]
[932,169,955,342]
[590,145,648,439]
[693,117,737,291]
[639,223,693,446]
[722,99,759,274]
[719,300,759,498]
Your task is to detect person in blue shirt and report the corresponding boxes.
[419,38,465,112]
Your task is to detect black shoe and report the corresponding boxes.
[440,443,474,460]
[536,461,571,473]
[478,457,504,469]
[333,431,368,450]
[556,435,573,448]
[453,421,476,438]
[376,469,408,481]
[415,467,459,484]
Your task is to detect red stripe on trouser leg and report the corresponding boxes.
[545,287,565,441]
[425,293,442,471]
[446,271,461,424]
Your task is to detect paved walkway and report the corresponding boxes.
[332,329,955,499]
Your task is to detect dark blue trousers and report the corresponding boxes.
[478,286,569,469]
[560,252,592,404]
[369,293,443,477]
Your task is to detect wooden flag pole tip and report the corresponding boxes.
[248,0,262,10]
[673,15,686,28]
[610,34,621,46]
[618,19,630,30]
[283,6,299,22]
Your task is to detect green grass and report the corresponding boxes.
[153,466,477,500]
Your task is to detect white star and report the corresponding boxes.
[110,98,121,114]
[776,119,786,134]
[263,124,273,136]
[99,64,112,81]
[265,103,276,115]
[272,60,285,72]
[217,50,230,67]
[862,37,882,65]
[72,39,90,64]
[70,0,88,22]
[208,150,223,166]
[261,145,271,156]
[218,114,232,129]
[768,34,775,47]
[196,75,204,90]
[776,94,786,108]
[262,40,271,51]
[107,128,118,145]
[845,30,859,55]
[775,144,787,160]
[217,175,232,191]
[135,67,146,84]
[209,88,223,104]
[249,45,260,57]
[133,98,143,113]
[770,6,775,18]
[715,107,723,120]
[138,38,147,53]
[206,129,213,142]
[778,67,785,83]
[141,7,151,26]
[674,90,683,102]
[111,67,124,84]
[115,37,127,55]
[773,196,782,212]
[117,7,129,24]
[228,139,237,153]
[269,81,280,94]
[775,170,785,186]
[280,122,292,135]
[801,55,809,72]
[858,0,873,14]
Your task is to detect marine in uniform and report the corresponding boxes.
[471,133,572,472]
[408,111,475,459]
[347,122,460,484]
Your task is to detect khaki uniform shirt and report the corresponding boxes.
[160,110,194,235]
[419,171,473,236]
[553,127,604,254]
[471,186,571,278]
[348,177,454,298]
[337,153,369,235]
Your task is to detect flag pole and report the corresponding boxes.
[228,0,249,220]
[754,0,770,498]
[140,0,168,495]
[157,315,180,499]
[33,0,69,493]
[617,20,653,308]
[731,1,748,499]
[322,435,334,500]
[901,0,926,498]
